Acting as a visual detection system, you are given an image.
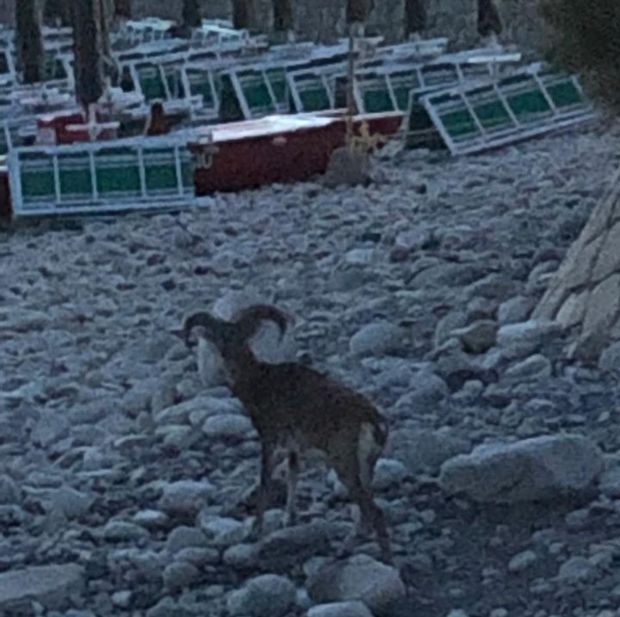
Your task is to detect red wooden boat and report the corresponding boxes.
[190,110,404,195]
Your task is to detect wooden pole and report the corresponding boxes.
[273,0,293,31]
[404,0,427,39]
[182,0,202,30]
[44,0,71,26]
[477,0,503,38]
[114,0,132,19]
[16,0,44,84]
[346,23,355,148]
[70,0,106,108]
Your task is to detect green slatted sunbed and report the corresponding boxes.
[420,63,594,155]
[9,136,196,217]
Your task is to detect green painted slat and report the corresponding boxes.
[506,85,552,121]
[164,67,185,99]
[546,78,584,108]
[474,99,512,130]
[138,65,166,101]
[407,99,442,149]
[421,63,459,88]
[440,108,479,139]
[95,148,141,195]
[297,76,331,111]
[266,68,288,107]
[43,52,67,81]
[238,70,275,116]
[218,74,244,121]
[145,153,177,193]
[58,154,92,199]
[469,87,512,131]
[391,72,421,111]
[360,75,394,113]
[187,68,215,108]
[20,154,55,201]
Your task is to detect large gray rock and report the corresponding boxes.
[165,526,208,554]
[496,320,563,360]
[31,412,70,448]
[308,601,375,617]
[451,320,498,354]
[103,520,150,543]
[372,458,407,491]
[155,394,242,426]
[388,427,471,475]
[198,514,248,546]
[394,371,448,414]
[598,466,620,498]
[257,521,336,571]
[498,296,534,325]
[0,564,85,611]
[158,480,215,516]
[504,354,552,382]
[0,475,21,504]
[202,414,253,440]
[227,574,296,617]
[349,322,408,357]
[439,434,604,503]
[322,146,371,189]
[598,341,620,373]
[163,561,202,592]
[48,486,93,519]
[307,555,406,616]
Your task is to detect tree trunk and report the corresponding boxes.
[182,0,201,29]
[273,0,293,33]
[70,0,106,107]
[114,0,131,19]
[44,0,71,26]
[477,0,503,37]
[232,0,254,30]
[534,169,620,362]
[404,0,426,37]
[346,0,374,24]
[16,0,44,84]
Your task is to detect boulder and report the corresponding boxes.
[439,434,604,503]
[496,320,563,360]
[0,564,84,611]
[227,574,296,617]
[349,321,408,357]
[257,521,336,571]
[307,555,406,616]
[158,480,215,516]
[308,601,375,617]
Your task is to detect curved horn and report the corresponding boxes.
[180,311,226,347]
[232,304,290,343]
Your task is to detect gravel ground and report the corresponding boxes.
[2,118,620,617]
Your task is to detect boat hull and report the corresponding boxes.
[0,165,10,222]
[192,111,403,195]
